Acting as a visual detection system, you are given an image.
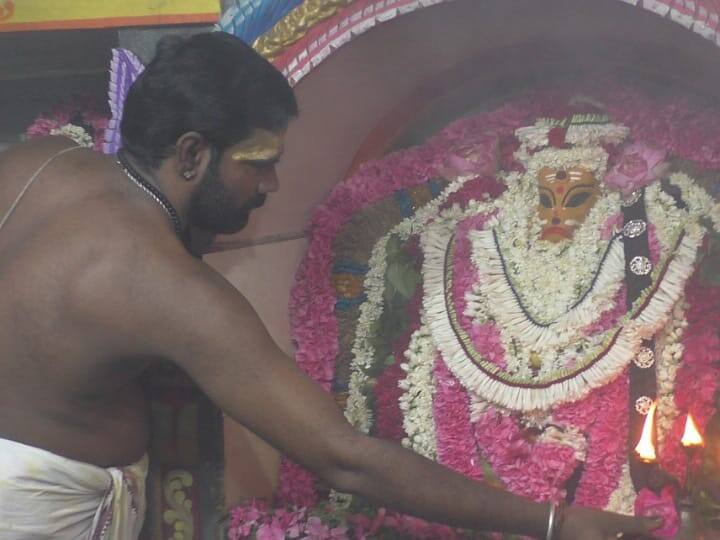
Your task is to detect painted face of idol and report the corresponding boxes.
[537,166,601,243]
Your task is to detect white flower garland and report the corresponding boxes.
[398,326,438,459]
[468,229,625,350]
[345,175,494,431]
[50,123,94,148]
[605,462,637,515]
[655,300,687,450]
[666,172,720,233]
[423,219,703,411]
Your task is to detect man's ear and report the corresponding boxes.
[175,132,213,182]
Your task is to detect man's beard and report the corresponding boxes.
[187,156,266,235]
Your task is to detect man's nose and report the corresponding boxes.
[258,170,279,194]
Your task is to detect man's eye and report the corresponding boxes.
[539,193,553,208]
[565,192,592,208]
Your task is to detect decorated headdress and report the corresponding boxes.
[515,113,629,153]
[513,111,630,183]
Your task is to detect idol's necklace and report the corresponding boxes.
[116,149,184,237]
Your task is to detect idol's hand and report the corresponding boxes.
[559,505,663,540]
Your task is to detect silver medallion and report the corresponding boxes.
[621,190,642,207]
[623,219,647,239]
[633,347,655,369]
[630,256,653,276]
[635,396,654,415]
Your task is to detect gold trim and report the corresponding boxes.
[252,0,353,61]
[162,470,194,540]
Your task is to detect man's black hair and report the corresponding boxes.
[120,32,298,169]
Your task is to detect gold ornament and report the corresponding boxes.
[252,0,352,61]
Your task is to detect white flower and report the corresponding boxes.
[50,124,93,148]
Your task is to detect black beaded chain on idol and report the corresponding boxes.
[116,149,184,237]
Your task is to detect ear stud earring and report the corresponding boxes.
[183,170,195,180]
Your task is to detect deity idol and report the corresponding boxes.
[331,109,720,531]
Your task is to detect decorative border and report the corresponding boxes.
[219,0,720,86]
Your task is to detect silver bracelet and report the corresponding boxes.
[545,502,557,540]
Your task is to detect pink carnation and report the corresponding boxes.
[604,142,668,195]
[444,136,499,177]
[634,487,680,538]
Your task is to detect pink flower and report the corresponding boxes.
[444,136,499,177]
[256,521,286,540]
[304,516,349,539]
[634,487,680,538]
[604,142,668,195]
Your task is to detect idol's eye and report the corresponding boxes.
[539,193,553,208]
[565,192,592,208]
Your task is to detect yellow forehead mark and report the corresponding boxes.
[231,129,283,162]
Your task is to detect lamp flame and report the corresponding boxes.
[635,401,657,463]
[681,413,704,448]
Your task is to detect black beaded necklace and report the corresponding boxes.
[116,149,184,237]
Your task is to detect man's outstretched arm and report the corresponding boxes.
[86,245,659,540]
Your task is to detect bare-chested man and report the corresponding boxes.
[0,32,663,539]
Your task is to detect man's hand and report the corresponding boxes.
[560,506,663,540]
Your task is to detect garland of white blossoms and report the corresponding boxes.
[655,299,687,452]
[605,463,637,515]
[460,146,627,385]
[49,124,94,148]
[345,175,494,433]
[398,324,438,459]
[470,147,622,327]
[421,137,711,411]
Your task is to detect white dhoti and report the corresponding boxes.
[0,437,147,539]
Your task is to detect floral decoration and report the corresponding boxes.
[634,487,681,539]
[604,142,669,196]
[25,99,109,152]
[230,82,720,539]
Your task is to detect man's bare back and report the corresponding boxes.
[0,137,180,467]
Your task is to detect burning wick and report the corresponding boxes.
[635,401,657,463]
[681,413,703,448]
[680,413,704,500]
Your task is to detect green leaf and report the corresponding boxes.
[386,262,420,299]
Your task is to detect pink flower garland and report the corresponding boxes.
[659,275,720,483]
[554,374,629,508]
[433,356,484,481]
[473,407,577,503]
